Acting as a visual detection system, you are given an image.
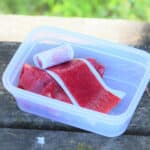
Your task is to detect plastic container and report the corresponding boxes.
[2,26,150,137]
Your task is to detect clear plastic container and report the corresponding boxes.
[2,26,150,137]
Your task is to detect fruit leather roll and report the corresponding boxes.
[33,44,74,69]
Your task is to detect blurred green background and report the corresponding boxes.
[0,0,149,21]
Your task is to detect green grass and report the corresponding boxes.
[0,0,150,21]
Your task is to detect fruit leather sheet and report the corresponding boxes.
[18,58,123,113]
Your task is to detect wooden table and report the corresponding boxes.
[0,15,150,150]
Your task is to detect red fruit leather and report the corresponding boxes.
[18,64,50,93]
[18,64,71,103]
[87,58,104,77]
[18,59,104,104]
[18,59,119,113]
[49,59,120,113]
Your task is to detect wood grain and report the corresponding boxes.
[0,128,150,150]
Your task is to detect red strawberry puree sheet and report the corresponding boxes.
[18,58,120,113]
[18,64,71,103]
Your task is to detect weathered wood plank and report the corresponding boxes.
[0,128,150,150]
[0,42,150,135]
